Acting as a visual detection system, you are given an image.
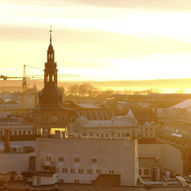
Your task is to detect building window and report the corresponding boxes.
[144,169,149,175]
[105,133,108,138]
[92,158,97,163]
[59,179,64,183]
[109,170,114,175]
[58,157,64,162]
[96,170,101,174]
[71,169,76,174]
[74,158,80,163]
[28,130,31,135]
[87,169,92,174]
[74,179,79,184]
[139,169,142,175]
[62,168,67,173]
[96,133,99,137]
[46,157,51,161]
[23,130,26,135]
[78,169,84,174]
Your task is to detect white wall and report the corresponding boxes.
[0,153,35,175]
[139,144,183,176]
[36,138,138,186]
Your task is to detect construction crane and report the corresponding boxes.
[0,64,80,112]
[0,65,34,111]
[0,64,80,88]
[0,65,34,92]
[0,66,32,113]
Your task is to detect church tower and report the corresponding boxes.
[38,28,63,109]
[34,29,74,136]
[44,28,57,88]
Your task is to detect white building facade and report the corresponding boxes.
[35,138,138,186]
[68,113,157,140]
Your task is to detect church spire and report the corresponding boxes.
[44,27,58,87]
[49,25,52,45]
[47,26,54,60]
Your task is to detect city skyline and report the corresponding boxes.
[1,0,191,81]
[1,1,191,188]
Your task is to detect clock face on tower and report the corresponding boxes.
[51,115,58,122]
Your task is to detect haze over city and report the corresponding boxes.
[1,0,191,82]
[2,1,191,190]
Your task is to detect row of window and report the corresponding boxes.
[76,128,155,138]
[0,109,23,111]
[59,178,109,184]
[45,74,56,83]
[0,129,32,136]
[47,157,97,163]
[48,53,54,59]
[58,179,83,184]
[61,168,113,175]
[79,132,132,138]
[137,132,154,137]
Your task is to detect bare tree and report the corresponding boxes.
[68,84,79,96]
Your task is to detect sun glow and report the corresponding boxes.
[0,0,191,82]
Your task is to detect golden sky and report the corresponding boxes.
[1,0,191,81]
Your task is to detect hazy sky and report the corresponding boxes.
[1,0,191,81]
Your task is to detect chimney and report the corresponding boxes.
[4,129,10,153]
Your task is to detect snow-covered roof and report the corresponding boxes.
[83,119,135,128]
[77,103,99,109]
[171,99,191,110]
[76,112,137,128]
[74,108,139,128]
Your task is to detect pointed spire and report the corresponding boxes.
[47,25,54,53]
[49,25,52,45]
